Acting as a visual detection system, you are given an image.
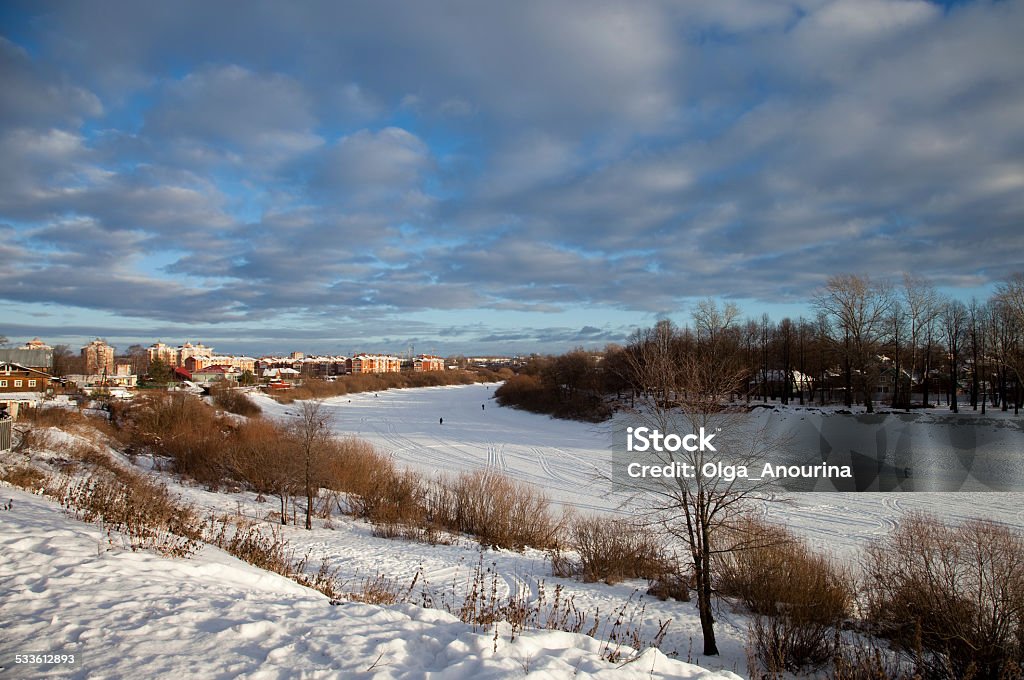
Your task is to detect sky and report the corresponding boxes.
[1,0,1022,357]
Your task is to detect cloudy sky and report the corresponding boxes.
[1,0,1022,356]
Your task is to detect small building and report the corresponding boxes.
[0,347,54,372]
[263,367,301,383]
[0,362,51,393]
[0,362,51,419]
[191,365,242,386]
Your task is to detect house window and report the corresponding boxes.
[28,380,37,387]
[0,380,6,387]
[14,380,23,388]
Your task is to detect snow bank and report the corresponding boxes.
[0,486,739,679]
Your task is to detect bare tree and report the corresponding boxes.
[291,400,333,530]
[813,274,893,413]
[51,344,82,377]
[903,275,939,406]
[886,299,908,408]
[996,273,1024,327]
[620,305,778,657]
[967,300,988,413]
[995,273,1024,404]
[122,344,150,375]
[988,300,1021,413]
[940,300,967,413]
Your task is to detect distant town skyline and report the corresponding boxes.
[2,1,1022,355]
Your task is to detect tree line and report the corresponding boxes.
[498,272,1024,418]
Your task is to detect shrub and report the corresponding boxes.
[495,374,612,423]
[829,635,921,680]
[554,515,672,585]
[435,470,561,551]
[224,418,302,522]
[863,512,1024,680]
[116,393,235,487]
[211,387,262,417]
[717,516,853,673]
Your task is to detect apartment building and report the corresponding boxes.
[81,339,115,375]
[348,354,402,374]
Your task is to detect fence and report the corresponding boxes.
[0,416,12,454]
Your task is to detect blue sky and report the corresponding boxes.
[1,0,1022,356]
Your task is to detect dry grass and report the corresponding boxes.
[828,635,922,680]
[0,464,49,489]
[344,553,671,663]
[54,469,203,558]
[211,387,262,417]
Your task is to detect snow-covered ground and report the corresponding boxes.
[4,383,1021,679]
[0,486,738,679]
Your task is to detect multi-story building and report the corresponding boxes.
[147,341,177,366]
[184,354,256,374]
[348,354,402,374]
[299,356,349,378]
[147,340,217,367]
[413,355,446,372]
[177,341,213,367]
[81,339,115,375]
[19,338,52,351]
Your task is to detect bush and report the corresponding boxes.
[0,464,49,489]
[211,387,262,417]
[717,516,853,673]
[433,470,561,551]
[554,515,672,585]
[864,513,1024,680]
[116,393,235,487]
[495,374,612,423]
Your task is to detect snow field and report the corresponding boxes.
[0,485,739,679]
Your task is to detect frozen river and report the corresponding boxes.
[255,383,1024,557]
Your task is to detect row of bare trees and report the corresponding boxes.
[508,273,1024,419]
